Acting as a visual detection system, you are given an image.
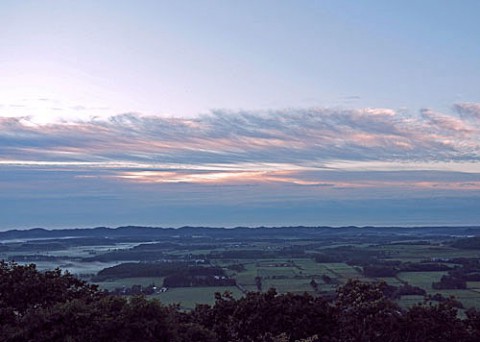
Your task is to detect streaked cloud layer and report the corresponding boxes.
[1,103,480,229]
[2,103,480,166]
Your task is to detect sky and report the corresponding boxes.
[1,0,480,230]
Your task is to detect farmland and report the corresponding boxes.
[3,226,480,310]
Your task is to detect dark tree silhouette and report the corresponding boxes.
[1,261,478,342]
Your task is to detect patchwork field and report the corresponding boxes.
[5,226,480,309]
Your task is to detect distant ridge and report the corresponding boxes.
[1,225,480,241]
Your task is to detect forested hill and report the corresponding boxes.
[1,225,480,241]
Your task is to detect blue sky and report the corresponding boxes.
[1,1,480,229]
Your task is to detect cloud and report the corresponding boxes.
[454,103,480,120]
[3,104,480,228]
[1,104,480,187]
[420,108,474,133]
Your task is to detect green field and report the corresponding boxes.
[321,263,365,281]
[151,286,243,310]
[262,278,314,294]
[435,289,480,309]
[96,277,166,291]
[397,271,448,290]
[233,262,259,286]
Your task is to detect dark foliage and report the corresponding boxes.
[433,274,467,289]
[93,262,184,281]
[4,261,480,341]
[363,265,398,277]
[451,237,480,250]
[400,262,451,272]
[163,267,235,287]
[0,261,101,315]
[84,250,167,262]
[430,264,480,290]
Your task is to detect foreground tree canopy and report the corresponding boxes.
[3,261,480,341]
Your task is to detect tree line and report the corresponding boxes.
[4,261,480,341]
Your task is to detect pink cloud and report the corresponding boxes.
[454,103,480,120]
[1,104,480,174]
[421,108,474,133]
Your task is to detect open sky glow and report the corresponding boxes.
[1,1,480,229]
